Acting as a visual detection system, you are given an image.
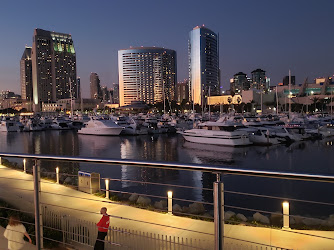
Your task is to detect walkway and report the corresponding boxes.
[0,165,333,249]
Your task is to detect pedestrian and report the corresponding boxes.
[3,214,32,250]
[94,207,110,250]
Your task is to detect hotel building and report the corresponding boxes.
[118,47,176,106]
[31,28,78,109]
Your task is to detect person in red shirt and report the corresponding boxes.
[94,207,110,250]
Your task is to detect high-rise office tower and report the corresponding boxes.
[230,72,250,94]
[90,73,102,99]
[118,47,176,106]
[31,29,77,109]
[283,75,296,86]
[251,69,267,90]
[101,86,109,102]
[112,83,119,104]
[20,46,33,101]
[189,26,219,105]
[176,80,189,104]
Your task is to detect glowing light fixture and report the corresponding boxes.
[168,191,173,215]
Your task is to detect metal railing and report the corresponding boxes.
[0,152,334,249]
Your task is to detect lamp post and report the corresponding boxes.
[282,201,290,229]
[105,179,109,199]
[23,159,26,173]
[167,191,173,215]
[56,167,59,184]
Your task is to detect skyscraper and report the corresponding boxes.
[20,46,33,101]
[90,72,102,99]
[189,26,219,105]
[283,75,296,86]
[31,28,77,109]
[118,47,176,106]
[251,69,268,90]
[230,72,250,94]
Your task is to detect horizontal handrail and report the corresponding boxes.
[1,152,334,183]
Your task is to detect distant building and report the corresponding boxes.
[118,47,176,106]
[112,83,119,104]
[283,75,296,86]
[90,73,102,100]
[189,26,219,105]
[31,28,78,109]
[76,77,81,99]
[176,80,189,104]
[20,47,33,101]
[315,77,326,85]
[101,86,109,102]
[251,69,268,91]
[230,72,250,94]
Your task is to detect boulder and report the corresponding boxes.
[64,177,72,184]
[136,196,151,206]
[189,203,205,215]
[225,211,235,221]
[292,215,304,225]
[203,213,213,219]
[253,212,270,224]
[172,204,182,213]
[129,194,139,202]
[236,213,247,222]
[154,201,164,210]
[270,212,282,226]
[182,206,190,213]
[122,193,131,200]
[302,218,324,226]
[160,200,167,208]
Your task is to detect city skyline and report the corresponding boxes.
[0,0,333,98]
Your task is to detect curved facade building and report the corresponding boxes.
[118,47,176,106]
[189,26,219,105]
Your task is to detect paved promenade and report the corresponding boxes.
[0,165,333,249]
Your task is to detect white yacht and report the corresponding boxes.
[77,118,124,135]
[179,121,252,147]
[0,118,21,132]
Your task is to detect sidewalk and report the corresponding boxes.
[0,165,334,249]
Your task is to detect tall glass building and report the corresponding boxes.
[189,26,219,105]
[31,28,78,109]
[20,46,33,101]
[118,47,176,106]
[90,72,102,99]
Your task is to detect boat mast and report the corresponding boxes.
[69,77,73,117]
[276,85,278,115]
[260,77,263,114]
[208,86,211,120]
[288,70,291,119]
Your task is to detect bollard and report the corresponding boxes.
[23,159,26,173]
[282,201,290,229]
[56,167,59,184]
[105,179,109,199]
[0,157,2,165]
[167,191,173,215]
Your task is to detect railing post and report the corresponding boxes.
[214,173,224,250]
[33,160,43,249]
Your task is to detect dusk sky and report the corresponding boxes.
[0,0,333,98]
